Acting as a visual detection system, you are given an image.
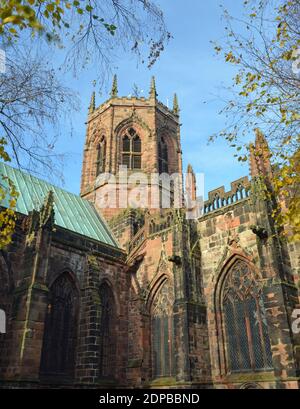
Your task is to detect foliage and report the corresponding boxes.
[0,138,18,249]
[0,0,115,36]
[0,0,170,75]
[0,47,77,176]
[0,45,77,247]
[212,0,300,240]
[273,148,300,240]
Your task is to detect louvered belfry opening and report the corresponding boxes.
[121,128,142,170]
[158,137,168,174]
[151,279,175,379]
[222,261,273,373]
[40,273,78,380]
[96,136,106,175]
[99,283,116,379]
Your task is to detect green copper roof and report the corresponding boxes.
[0,162,119,248]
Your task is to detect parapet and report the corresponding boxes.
[203,176,251,215]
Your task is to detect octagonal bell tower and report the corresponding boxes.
[80,76,183,221]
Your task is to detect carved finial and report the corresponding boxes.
[187,163,194,175]
[186,164,197,206]
[173,93,179,114]
[88,91,95,115]
[254,128,268,147]
[149,76,157,99]
[39,190,55,229]
[249,143,259,177]
[250,129,272,178]
[111,74,118,98]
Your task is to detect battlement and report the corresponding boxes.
[88,95,179,124]
[156,100,179,120]
[148,211,173,235]
[203,176,251,215]
[87,76,179,123]
[127,211,174,255]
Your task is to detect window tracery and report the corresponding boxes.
[151,279,175,378]
[121,128,141,170]
[222,261,273,372]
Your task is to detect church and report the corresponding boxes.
[0,77,299,389]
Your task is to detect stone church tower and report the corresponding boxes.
[81,76,183,224]
[80,76,212,387]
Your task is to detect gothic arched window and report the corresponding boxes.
[158,138,168,173]
[96,136,106,175]
[99,283,116,379]
[40,273,78,379]
[151,279,175,378]
[222,261,273,373]
[121,128,141,170]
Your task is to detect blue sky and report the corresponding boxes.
[42,0,251,197]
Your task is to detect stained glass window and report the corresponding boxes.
[121,128,142,169]
[40,273,78,379]
[151,280,175,378]
[99,283,116,379]
[222,261,273,373]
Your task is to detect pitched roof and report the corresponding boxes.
[0,162,119,248]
